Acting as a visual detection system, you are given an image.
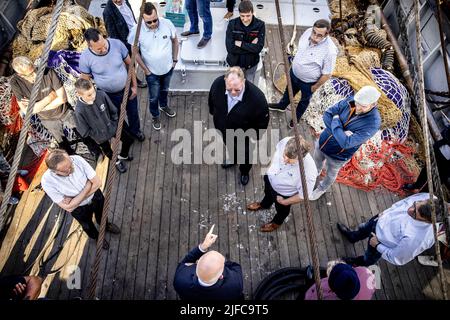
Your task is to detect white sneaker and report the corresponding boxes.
[310,188,326,201]
[417,255,438,267]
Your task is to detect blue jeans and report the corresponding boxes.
[278,69,315,120]
[312,140,349,192]
[349,215,382,266]
[106,89,141,137]
[146,69,173,118]
[185,0,212,39]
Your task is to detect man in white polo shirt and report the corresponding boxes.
[41,149,120,250]
[246,135,318,232]
[270,19,338,129]
[128,2,179,131]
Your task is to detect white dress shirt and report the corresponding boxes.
[292,28,338,83]
[115,2,136,30]
[376,193,435,266]
[267,137,318,197]
[225,86,245,114]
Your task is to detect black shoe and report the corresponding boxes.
[336,223,357,243]
[137,79,147,88]
[133,131,145,142]
[268,104,285,112]
[102,239,110,250]
[159,106,176,117]
[197,37,210,49]
[118,154,134,161]
[221,161,235,169]
[115,161,127,173]
[181,30,200,37]
[240,174,249,185]
[288,119,296,129]
[343,256,365,267]
[106,222,121,234]
[152,117,161,130]
[402,183,416,191]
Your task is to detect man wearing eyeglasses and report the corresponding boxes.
[208,67,269,186]
[269,19,338,129]
[128,2,179,131]
[41,149,121,250]
[336,193,438,267]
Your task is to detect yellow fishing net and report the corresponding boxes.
[12,5,106,61]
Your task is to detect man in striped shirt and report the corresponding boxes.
[269,19,338,128]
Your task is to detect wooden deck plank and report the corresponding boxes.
[166,95,186,300]
[155,96,179,300]
[132,88,159,299]
[143,106,170,299]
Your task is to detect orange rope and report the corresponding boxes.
[335,140,418,194]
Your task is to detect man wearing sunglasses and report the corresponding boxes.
[269,19,338,129]
[336,193,438,267]
[128,2,179,131]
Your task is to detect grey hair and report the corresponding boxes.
[11,56,34,73]
[45,149,68,170]
[284,135,311,159]
[326,259,347,277]
[224,66,245,81]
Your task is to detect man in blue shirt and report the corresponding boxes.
[310,85,382,200]
[79,28,145,142]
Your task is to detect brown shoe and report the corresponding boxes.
[247,202,263,211]
[224,11,233,19]
[260,222,281,232]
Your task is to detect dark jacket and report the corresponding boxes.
[319,96,381,161]
[208,76,269,137]
[75,90,118,144]
[226,16,265,70]
[173,246,244,301]
[103,0,136,51]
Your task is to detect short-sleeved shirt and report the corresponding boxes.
[9,69,65,119]
[292,28,338,83]
[305,267,376,300]
[128,17,176,75]
[266,137,318,197]
[79,38,129,93]
[41,155,97,207]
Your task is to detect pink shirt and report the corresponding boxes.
[304,267,376,300]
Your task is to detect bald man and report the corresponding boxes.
[173,228,244,300]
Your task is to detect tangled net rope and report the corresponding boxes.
[12,4,106,62]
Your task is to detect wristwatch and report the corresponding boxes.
[173,59,178,62]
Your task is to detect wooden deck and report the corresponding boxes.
[1,25,449,300]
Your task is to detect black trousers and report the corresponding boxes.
[413,143,450,191]
[223,132,253,175]
[71,190,105,239]
[98,122,134,159]
[260,175,291,225]
[226,0,236,12]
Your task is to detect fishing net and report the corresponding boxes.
[12,4,106,61]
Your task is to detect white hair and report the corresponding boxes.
[12,56,34,74]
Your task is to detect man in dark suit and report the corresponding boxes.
[208,66,269,185]
[103,0,146,88]
[173,226,244,300]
